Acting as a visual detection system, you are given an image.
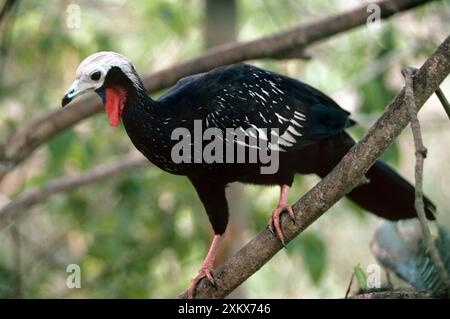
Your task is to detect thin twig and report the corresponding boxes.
[386,270,393,289]
[10,223,23,298]
[402,66,450,296]
[435,88,450,120]
[345,271,355,299]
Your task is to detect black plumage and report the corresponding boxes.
[63,55,435,298]
[114,62,435,219]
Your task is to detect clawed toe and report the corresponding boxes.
[187,268,216,299]
[268,205,295,246]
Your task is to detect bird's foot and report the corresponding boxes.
[268,205,295,246]
[187,267,216,299]
[186,234,221,299]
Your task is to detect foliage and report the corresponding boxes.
[353,264,368,291]
[372,221,450,294]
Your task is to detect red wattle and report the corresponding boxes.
[105,87,127,127]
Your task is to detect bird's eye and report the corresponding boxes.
[90,71,101,81]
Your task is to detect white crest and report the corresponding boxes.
[75,51,141,89]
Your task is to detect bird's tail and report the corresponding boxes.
[346,160,435,220]
[309,132,436,220]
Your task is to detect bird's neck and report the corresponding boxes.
[129,81,155,109]
[121,81,164,127]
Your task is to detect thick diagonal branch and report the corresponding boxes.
[0,0,434,180]
[179,34,450,298]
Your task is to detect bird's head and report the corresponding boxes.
[62,51,141,127]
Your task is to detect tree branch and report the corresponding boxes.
[350,289,440,299]
[402,67,450,295]
[0,0,435,180]
[178,34,450,298]
[435,88,450,120]
[0,152,146,230]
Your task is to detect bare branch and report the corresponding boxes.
[435,88,450,120]
[350,289,439,299]
[0,0,435,180]
[0,152,146,230]
[344,272,355,299]
[178,34,450,298]
[402,67,450,295]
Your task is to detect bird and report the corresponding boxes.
[62,51,436,298]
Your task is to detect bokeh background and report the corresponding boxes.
[0,0,449,298]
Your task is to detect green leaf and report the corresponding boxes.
[353,264,368,291]
[372,221,450,294]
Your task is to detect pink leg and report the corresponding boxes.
[187,234,222,299]
[268,185,296,246]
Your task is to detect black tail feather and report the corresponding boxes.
[347,161,436,220]
[307,132,436,220]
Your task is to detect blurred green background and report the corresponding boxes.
[0,0,449,298]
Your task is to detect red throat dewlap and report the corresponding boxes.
[105,87,127,127]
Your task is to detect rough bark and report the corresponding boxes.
[350,289,440,299]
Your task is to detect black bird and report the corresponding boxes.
[62,52,435,298]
